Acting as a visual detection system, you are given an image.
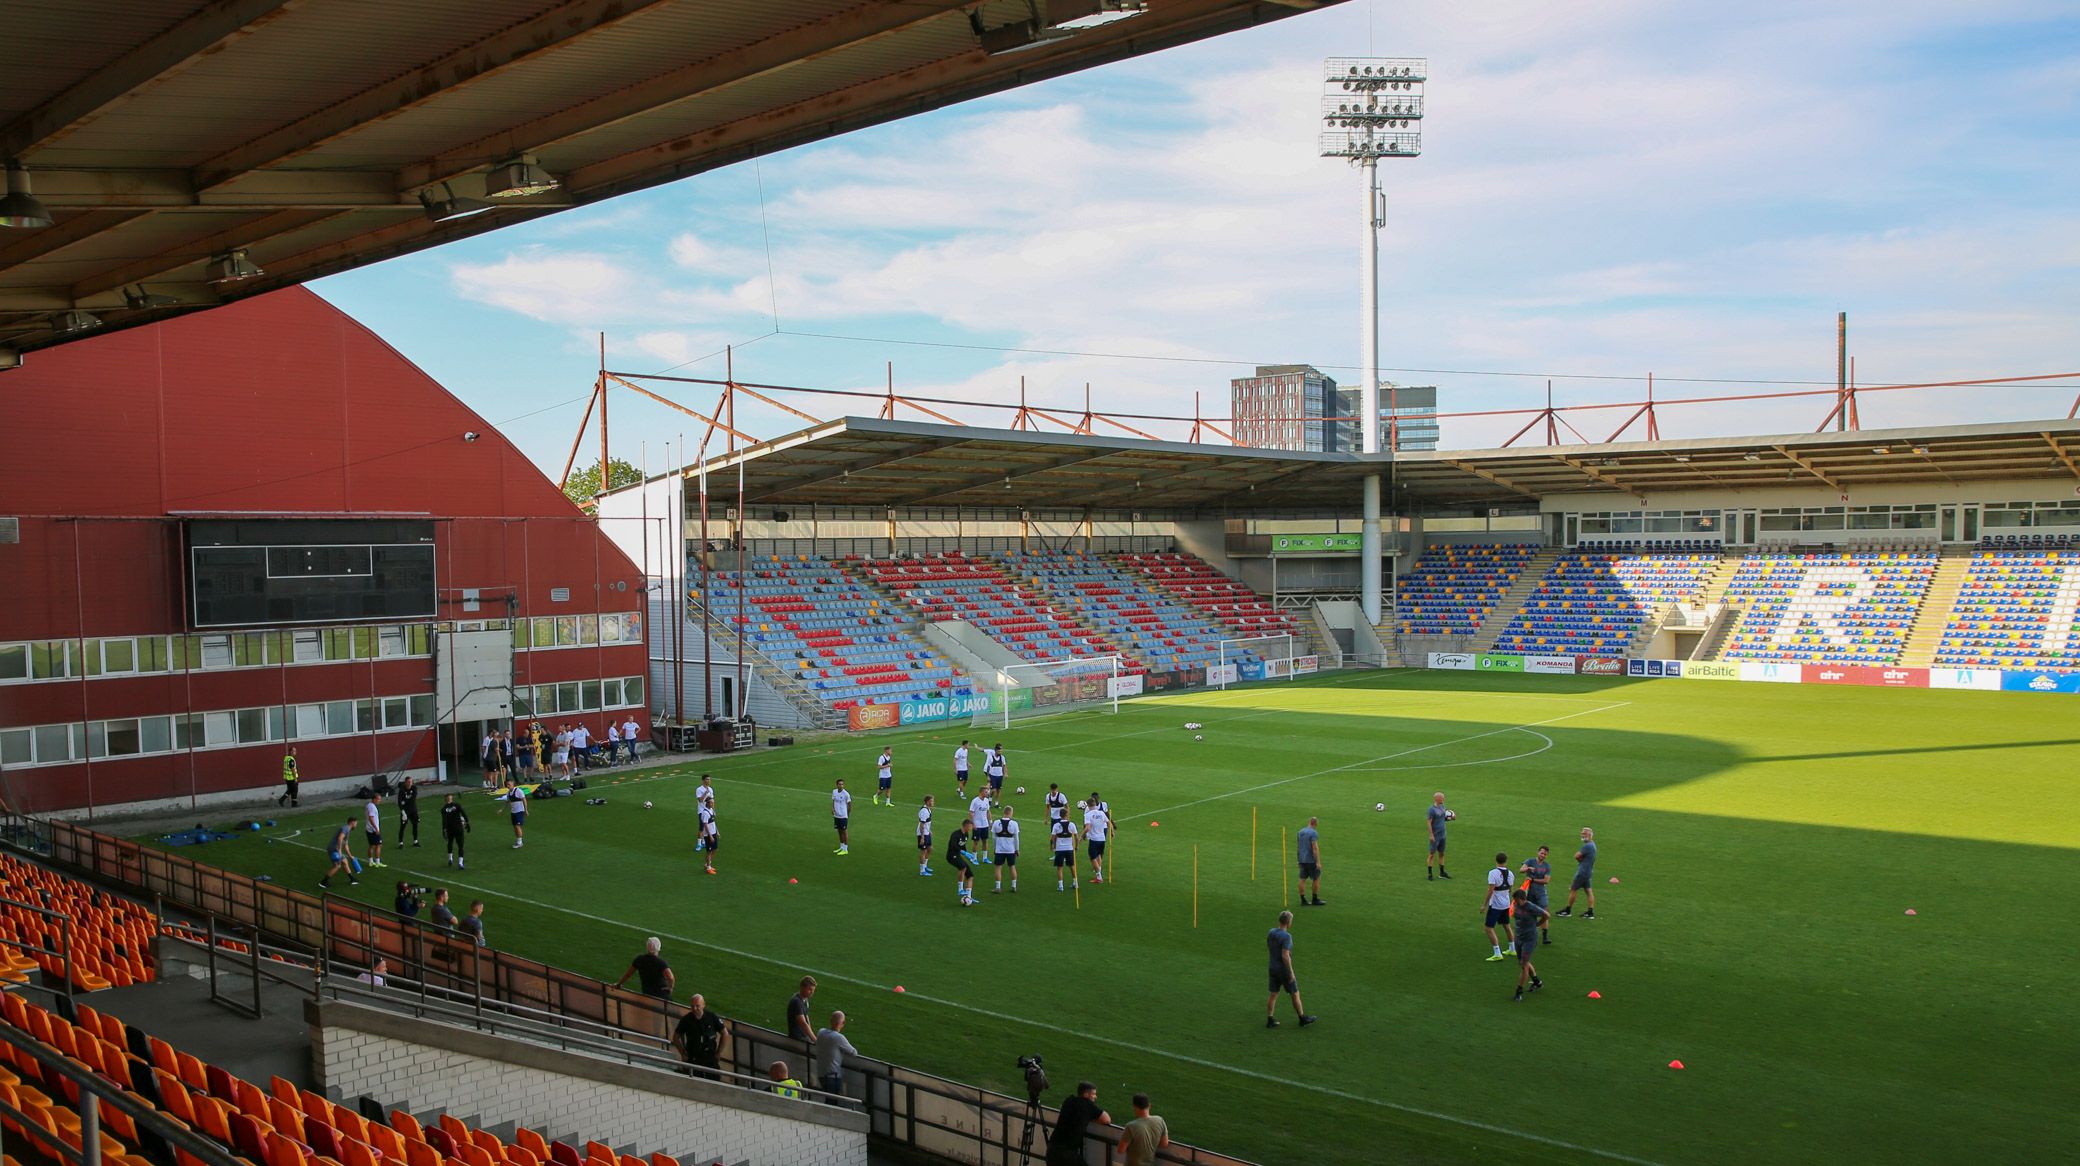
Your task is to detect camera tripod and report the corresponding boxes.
[1014,1092,1046,1166]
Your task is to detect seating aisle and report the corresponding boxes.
[861,552,1138,674]
[1000,550,1262,672]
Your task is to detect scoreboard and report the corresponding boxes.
[187,519,437,628]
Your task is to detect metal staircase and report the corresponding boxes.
[1468,548,1561,653]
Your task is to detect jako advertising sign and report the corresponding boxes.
[1428,653,1476,671]
[1477,654,1524,673]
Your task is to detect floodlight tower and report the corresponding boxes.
[1322,57,1424,627]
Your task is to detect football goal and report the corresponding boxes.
[1213,634,1309,687]
[974,654,1125,730]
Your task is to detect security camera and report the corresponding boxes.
[463,431,481,442]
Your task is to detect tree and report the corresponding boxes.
[563,457,642,504]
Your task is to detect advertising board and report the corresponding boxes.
[1680,661,1740,680]
[1428,653,1476,671]
[1574,656,1625,675]
[1522,655,1577,675]
[1477,654,1524,673]
[1107,674,1146,698]
[1927,668,2002,691]
[1999,670,2080,694]
[1738,662,1803,684]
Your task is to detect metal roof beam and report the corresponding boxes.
[757,443,966,496]
[1443,459,1539,498]
[400,0,974,191]
[891,449,1120,506]
[0,210,151,269]
[2043,433,2080,481]
[0,281,219,314]
[0,0,306,158]
[194,0,679,191]
[71,209,354,299]
[22,168,571,210]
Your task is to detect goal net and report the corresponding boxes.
[1212,634,1309,688]
[974,654,1125,730]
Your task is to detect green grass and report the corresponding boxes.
[151,670,2080,1166]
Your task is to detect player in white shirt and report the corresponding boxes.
[506,780,528,848]
[953,741,971,799]
[964,793,992,865]
[694,774,717,849]
[621,715,642,762]
[983,744,1007,795]
[1045,784,1070,825]
[1051,814,1079,892]
[698,797,718,876]
[363,793,386,869]
[831,779,852,855]
[874,747,894,806]
[916,795,935,876]
[1083,802,1113,884]
[990,804,1021,894]
[604,722,622,766]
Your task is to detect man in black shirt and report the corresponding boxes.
[786,976,818,1050]
[672,993,730,1080]
[947,821,977,908]
[439,794,470,870]
[1045,1082,1111,1166]
[397,776,422,847]
[615,937,676,1000]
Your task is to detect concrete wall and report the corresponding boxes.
[921,620,1026,682]
[311,1001,866,1166]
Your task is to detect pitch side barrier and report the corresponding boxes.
[1425,652,2051,692]
[844,654,1325,730]
[4,816,1264,1166]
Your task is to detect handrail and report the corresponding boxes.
[0,888,82,1007]
[0,1010,250,1166]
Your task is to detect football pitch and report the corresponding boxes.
[160,670,2080,1166]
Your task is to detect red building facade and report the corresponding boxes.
[0,289,648,815]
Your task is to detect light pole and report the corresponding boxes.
[1322,57,1424,627]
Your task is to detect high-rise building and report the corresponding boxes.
[1367,383,1440,451]
[1230,365,1439,451]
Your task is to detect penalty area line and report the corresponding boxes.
[270,835,1668,1166]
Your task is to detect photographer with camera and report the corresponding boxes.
[1044,1080,1111,1166]
[394,881,423,919]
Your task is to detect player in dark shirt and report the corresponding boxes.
[439,794,470,870]
[397,776,422,847]
[946,822,977,907]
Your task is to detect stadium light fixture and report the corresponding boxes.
[52,309,101,335]
[123,285,179,310]
[0,159,53,229]
[205,249,264,283]
[484,154,560,198]
[420,183,496,223]
[971,2,1070,55]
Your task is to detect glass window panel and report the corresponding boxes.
[555,617,580,647]
[378,627,407,657]
[578,615,600,646]
[409,695,433,726]
[513,621,532,649]
[580,680,601,711]
[293,630,324,662]
[105,720,140,757]
[175,715,197,750]
[0,644,25,681]
[294,705,324,738]
[532,685,554,714]
[235,634,269,667]
[625,612,643,644]
[356,700,375,733]
[102,638,135,674]
[623,676,642,708]
[201,636,233,669]
[353,627,376,659]
[513,688,532,717]
[29,642,65,679]
[139,637,169,673]
[600,679,621,708]
[87,721,107,759]
[556,682,580,712]
[33,724,69,763]
[200,711,234,746]
[237,708,269,744]
[327,701,354,736]
[408,625,432,655]
[382,697,410,729]
[82,641,103,677]
[1,730,30,765]
[140,716,172,754]
[532,618,555,649]
[267,707,287,741]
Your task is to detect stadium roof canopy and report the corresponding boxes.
[0,0,1332,356]
[655,415,2080,512]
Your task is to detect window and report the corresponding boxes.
[0,644,25,681]
[533,618,555,649]
[267,706,288,742]
[581,680,601,711]
[33,724,71,764]
[556,682,580,713]
[513,688,533,717]
[407,625,432,655]
[86,721,106,759]
[233,633,269,667]
[30,642,73,679]
[236,708,270,744]
[382,697,411,730]
[139,637,170,673]
[201,636,233,669]
[176,714,199,750]
[378,626,407,658]
[600,679,622,708]
[555,617,580,647]
[104,719,141,757]
[409,695,433,726]
[293,630,324,663]
[578,615,599,646]
[102,638,135,675]
[327,701,356,736]
[140,717,172,754]
[0,730,28,766]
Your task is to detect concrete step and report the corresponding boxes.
[1469,548,1561,653]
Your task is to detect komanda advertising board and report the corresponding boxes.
[1522,655,1577,675]
[1427,652,1476,671]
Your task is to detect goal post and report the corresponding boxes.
[1213,634,1296,688]
[975,654,1125,730]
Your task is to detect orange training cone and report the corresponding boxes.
[1668,1060,1684,1070]
[1587,991,1602,999]
[893,985,906,994]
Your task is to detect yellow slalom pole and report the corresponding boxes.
[1192,845,1199,928]
[1280,827,1289,909]
[1251,806,1258,881]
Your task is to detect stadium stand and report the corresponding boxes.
[1489,543,1721,656]
[0,987,695,1166]
[1110,553,1297,638]
[1000,550,1266,671]
[1718,549,1938,665]
[860,552,1139,674]
[1932,537,2080,670]
[1393,543,1540,636]
[698,554,972,712]
[0,850,155,992]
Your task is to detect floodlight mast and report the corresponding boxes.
[1322,57,1424,627]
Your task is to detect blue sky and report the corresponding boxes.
[312,0,2080,473]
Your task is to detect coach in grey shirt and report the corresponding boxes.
[812,1011,859,1098]
[1295,818,1324,907]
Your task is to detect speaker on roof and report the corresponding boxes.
[771,509,791,522]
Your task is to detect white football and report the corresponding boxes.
[1445,809,1457,821]
[1374,802,1386,812]
[1193,734,1203,741]
[1015,785,1027,794]
[642,801,653,809]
